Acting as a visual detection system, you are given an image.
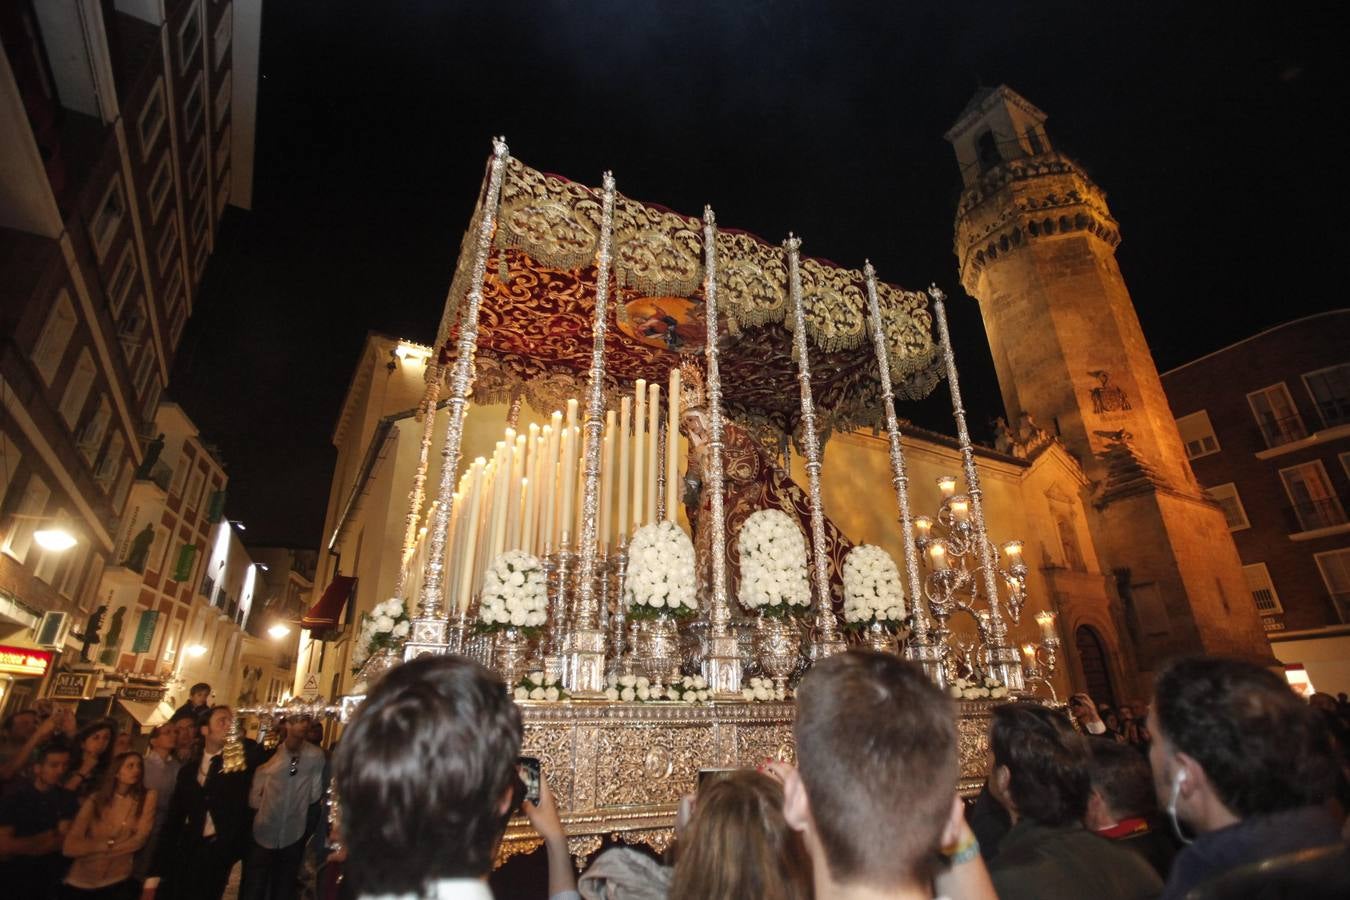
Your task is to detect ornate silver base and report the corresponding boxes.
[404,616,450,661]
[702,631,743,698]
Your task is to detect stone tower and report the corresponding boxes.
[946,86,1272,680]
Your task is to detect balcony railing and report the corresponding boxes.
[1333,592,1350,625]
[1258,413,1308,449]
[1315,396,1350,429]
[1290,498,1348,533]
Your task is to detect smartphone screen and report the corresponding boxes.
[518,756,541,807]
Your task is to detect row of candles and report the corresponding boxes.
[435,370,685,613]
[913,474,1024,572]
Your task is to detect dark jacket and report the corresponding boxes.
[990,820,1163,900]
[150,750,256,882]
[1162,805,1348,900]
[1096,815,1182,880]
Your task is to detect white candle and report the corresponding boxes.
[617,396,631,541]
[647,382,660,525]
[666,368,680,522]
[489,440,511,560]
[523,424,541,552]
[600,411,616,550]
[566,398,578,431]
[542,413,562,549]
[504,434,526,550]
[455,460,486,612]
[559,425,576,546]
[444,489,462,612]
[633,380,646,528]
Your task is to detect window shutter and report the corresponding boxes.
[172,543,198,582]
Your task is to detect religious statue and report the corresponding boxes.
[123,524,155,574]
[993,416,1015,455]
[135,433,166,479]
[77,605,107,662]
[678,362,853,610]
[99,607,126,666]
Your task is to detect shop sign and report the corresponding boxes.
[0,644,52,677]
[50,671,98,700]
[117,685,165,703]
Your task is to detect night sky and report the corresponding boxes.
[168,1,1346,548]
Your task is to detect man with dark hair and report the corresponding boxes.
[1086,739,1180,878]
[0,742,77,899]
[986,702,1161,900]
[135,722,183,880]
[1149,656,1350,898]
[242,715,324,900]
[780,650,988,898]
[145,705,257,900]
[333,654,576,899]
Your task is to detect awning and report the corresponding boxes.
[117,698,173,729]
[302,575,357,630]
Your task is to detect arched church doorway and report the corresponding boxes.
[1074,625,1118,709]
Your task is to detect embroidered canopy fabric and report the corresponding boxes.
[439,156,943,442]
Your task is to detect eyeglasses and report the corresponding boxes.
[289,755,299,777]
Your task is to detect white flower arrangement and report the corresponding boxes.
[512,670,567,702]
[350,597,411,672]
[603,672,709,703]
[842,544,907,629]
[624,521,698,621]
[477,550,548,634]
[740,676,788,702]
[948,673,1009,701]
[737,509,811,619]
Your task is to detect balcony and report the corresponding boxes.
[1292,499,1348,532]
[1258,414,1308,450]
[136,459,173,493]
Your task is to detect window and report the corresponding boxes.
[1303,363,1350,429]
[178,6,202,72]
[133,344,158,397]
[31,290,76,385]
[112,461,134,512]
[187,145,207,201]
[213,6,232,67]
[162,266,183,319]
[192,237,209,282]
[3,475,50,564]
[1242,563,1282,615]
[185,468,204,512]
[976,130,1000,173]
[214,71,231,128]
[147,153,173,221]
[1249,383,1307,449]
[95,430,124,487]
[149,523,170,574]
[1315,549,1350,624]
[33,510,65,584]
[201,571,215,598]
[117,296,148,361]
[1176,410,1220,459]
[1208,482,1250,530]
[170,299,188,347]
[1026,129,1045,155]
[90,176,125,261]
[1280,461,1347,532]
[58,350,96,430]
[157,214,180,274]
[137,79,166,159]
[170,453,189,498]
[58,537,90,599]
[76,395,111,464]
[216,125,231,173]
[141,376,163,421]
[0,431,21,514]
[182,74,204,139]
[190,196,209,244]
[106,243,138,320]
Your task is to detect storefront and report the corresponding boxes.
[0,643,54,718]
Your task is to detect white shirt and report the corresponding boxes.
[249,741,325,849]
[361,881,579,900]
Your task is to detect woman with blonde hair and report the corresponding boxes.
[61,751,157,898]
[668,769,811,900]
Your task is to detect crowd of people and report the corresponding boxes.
[2,657,1348,900]
[0,682,331,900]
[334,652,1349,900]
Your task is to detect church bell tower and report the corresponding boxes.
[946,86,1272,676]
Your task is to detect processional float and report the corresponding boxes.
[236,139,1065,859]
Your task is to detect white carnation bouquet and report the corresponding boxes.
[604,672,708,703]
[624,521,698,621]
[949,673,1009,701]
[740,675,788,702]
[476,550,548,635]
[737,509,811,619]
[842,544,907,629]
[350,597,411,672]
[513,670,567,702]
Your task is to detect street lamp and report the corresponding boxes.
[267,623,291,640]
[33,527,78,552]
[185,643,208,658]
